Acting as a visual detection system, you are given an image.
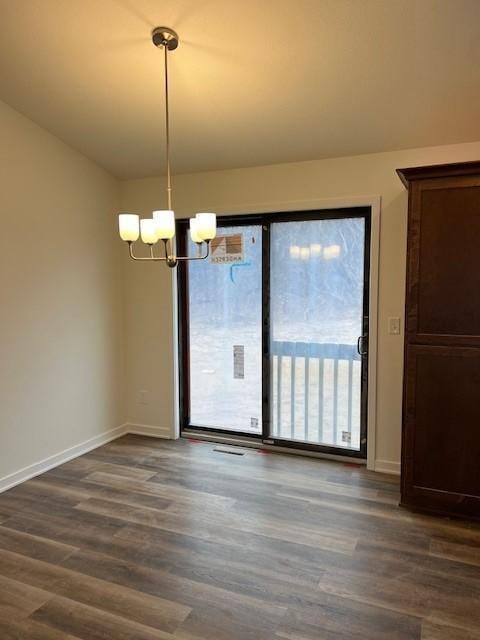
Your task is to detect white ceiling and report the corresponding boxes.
[1,0,479,178]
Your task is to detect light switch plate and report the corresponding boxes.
[388,317,401,335]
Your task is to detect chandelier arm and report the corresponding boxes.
[128,242,168,262]
[162,238,173,261]
[175,241,211,261]
[126,241,210,263]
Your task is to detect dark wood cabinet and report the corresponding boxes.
[398,161,480,520]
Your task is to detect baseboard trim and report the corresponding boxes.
[0,423,174,494]
[0,424,128,493]
[125,423,172,439]
[374,459,401,475]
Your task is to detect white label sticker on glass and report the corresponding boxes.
[211,234,244,264]
[233,345,245,379]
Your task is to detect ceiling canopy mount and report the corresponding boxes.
[151,26,179,51]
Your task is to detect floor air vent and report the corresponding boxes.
[213,446,245,456]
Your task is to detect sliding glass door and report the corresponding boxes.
[269,217,368,453]
[178,208,370,457]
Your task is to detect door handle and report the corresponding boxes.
[357,335,368,356]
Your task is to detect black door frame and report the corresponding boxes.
[177,207,371,459]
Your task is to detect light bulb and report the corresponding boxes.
[118,213,140,242]
[153,210,175,240]
[195,212,216,240]
[140,218,158,244]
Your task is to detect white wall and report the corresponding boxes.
[0,99,124,487]
[121,140,480,472]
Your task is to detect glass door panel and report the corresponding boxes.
[186,224,262,434]
[270,217,367,451]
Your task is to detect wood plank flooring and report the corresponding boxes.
[0,435,479,639]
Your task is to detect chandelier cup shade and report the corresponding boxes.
[119,214,140,242]
[189,217,202,244]
[140,218,158,245]
[153,210,175,240]
[195,213,217,241]
[117,27,216,267]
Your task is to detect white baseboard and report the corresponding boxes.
[374,459,401,475]
[0,422,174,494]
[0,424,128,494]
[125,423,172,439]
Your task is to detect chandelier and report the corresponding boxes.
[118,27,216,268]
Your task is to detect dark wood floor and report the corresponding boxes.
[0,435,479,639]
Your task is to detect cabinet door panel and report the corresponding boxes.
[402,345,480,518]
[406,177,480,345]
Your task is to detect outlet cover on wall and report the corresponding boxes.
[139,390,148,405]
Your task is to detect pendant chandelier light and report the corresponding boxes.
[118,27,216,268]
